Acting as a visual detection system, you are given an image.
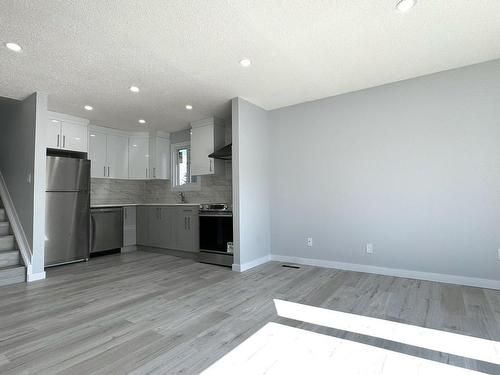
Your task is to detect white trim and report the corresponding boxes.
[270,254,500,290]
[232,255,271,272]
[190,117,224,129]
[89,124,149,138]
[0,171,32,268]
[26,270,46,282]
[48,111,89,126]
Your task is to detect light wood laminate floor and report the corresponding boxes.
[0,251,499,374]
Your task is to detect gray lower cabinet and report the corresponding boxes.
[136,205,199,252]
[175,207,199,252]
[136,206,149,245]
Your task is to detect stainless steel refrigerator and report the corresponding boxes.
[45,153,90,267]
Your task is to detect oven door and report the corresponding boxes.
[199,214,233,253]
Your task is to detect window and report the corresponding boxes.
[171,142,200,191]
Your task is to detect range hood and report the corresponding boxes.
[209,143,232,160]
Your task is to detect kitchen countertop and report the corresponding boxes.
[91,203,200,208]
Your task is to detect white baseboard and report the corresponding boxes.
[233,254,272,272]
[121,245,138,253]
[270,254,500,290]
[27,271,46,282]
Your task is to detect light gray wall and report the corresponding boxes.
[0,93,47,276]
[0,95,37,247]
[32,92,48,276]
[232,98,271,266]
[269,59,500,282]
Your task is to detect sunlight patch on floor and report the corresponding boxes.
[201,322,486,375]
[274,299,500,365]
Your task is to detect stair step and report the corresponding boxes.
[0,265,25,287]
[0,250,19,267]
[0,221,9,236]
[0,235,15,251]
[0,208,5,222]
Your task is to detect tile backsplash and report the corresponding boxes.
[91,163,232,206]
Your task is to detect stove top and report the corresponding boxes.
[199,203,232,216]
[199,203,230,211]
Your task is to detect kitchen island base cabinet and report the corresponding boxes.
[136,206,199,252]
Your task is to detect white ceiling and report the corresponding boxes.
[1,1,500,132]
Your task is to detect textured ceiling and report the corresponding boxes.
[1,1,500,132]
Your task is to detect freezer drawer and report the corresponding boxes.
[91,208,123,253]
[45,191,90,266]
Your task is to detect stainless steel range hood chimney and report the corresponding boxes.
[209,143,232,160]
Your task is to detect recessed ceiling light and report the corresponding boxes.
[90,134,96,137]
[138,119,146,124]
[5,42,22,52]
[239,58,252,67]
[129,85,140,93]
[185,104,193,110]
[51,119,59,123]
[396,0,417,12]
[84,105,93,111]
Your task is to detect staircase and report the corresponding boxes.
[0,197,25,286]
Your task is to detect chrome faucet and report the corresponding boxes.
[179,192,187,204]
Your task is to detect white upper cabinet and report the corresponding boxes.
[190,118,225,176]
[129,137,150,179]
[107,135,129,179]
[47,119,62,149]
[89,131,107,178]
[47,112,89,153]
[88,126,170,180]
[61,121,88,152]
[149,135,170,180]
[88,129,129,179]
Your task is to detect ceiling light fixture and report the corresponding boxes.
[396,0,417,12]
[239,58,252,67]
[129,85,140,93]
[185,105,193,110]
[84,105,93,111]
[138,119,146,124]
[5,42,22,52]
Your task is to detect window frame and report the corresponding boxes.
[171,141,201,192]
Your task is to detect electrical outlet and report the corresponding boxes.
[307,237,313,247]
[366,243,374,254]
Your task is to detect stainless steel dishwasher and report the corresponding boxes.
[90,207,124,253]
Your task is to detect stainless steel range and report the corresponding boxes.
[198,203,233,267]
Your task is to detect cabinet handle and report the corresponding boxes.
[209,159,213,172]
[188,217,190,230]
[153,167,156,178]
[103,166,106,177]
[146,168,148,178]
[57,134,60,148]
[108,166,110,177]
[63,135,66,148]
[184,217,187,230]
